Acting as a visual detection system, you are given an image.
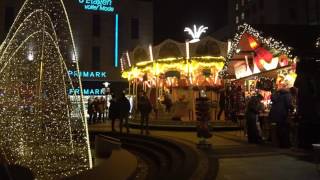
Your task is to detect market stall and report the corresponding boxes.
[221,23,297,124]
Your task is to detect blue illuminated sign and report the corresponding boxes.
[69,88,105,95]
[78,0,115,12]
[115,14,119,67]
[68,71,107,78]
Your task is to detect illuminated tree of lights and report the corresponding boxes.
[184,25,208,43]
[0,0,92,179]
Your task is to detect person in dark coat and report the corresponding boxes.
[118,93,131,133]
[109,94,119,131]
[87,98,95,124]
[269,88,294,148]
[138,92,152,135]
[245,94,264,144]
[92,97,100,123]
[217,90,226,120]
[163,93,173,113]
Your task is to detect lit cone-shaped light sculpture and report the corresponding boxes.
[0,0,92,179]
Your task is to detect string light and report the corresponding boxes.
[219,23,293,78]
[0,0,92,179]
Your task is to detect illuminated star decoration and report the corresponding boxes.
[0,0,92,179]
[184,25,208,43]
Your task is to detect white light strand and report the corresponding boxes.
[0,0,92,179]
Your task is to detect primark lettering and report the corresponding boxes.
[68,71,107,78]
[69,88,105,95]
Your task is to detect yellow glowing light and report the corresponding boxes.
[0,0,92,179]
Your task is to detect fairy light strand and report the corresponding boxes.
[219,23,293,78]
[0,0,92,179]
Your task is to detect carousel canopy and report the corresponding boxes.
[121,36,227,86]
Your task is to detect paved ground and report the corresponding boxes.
[89,122,320,180]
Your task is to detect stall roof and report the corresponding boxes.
[221,23,320,78]
[250,24,320,56]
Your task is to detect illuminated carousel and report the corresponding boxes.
[121,36,229,125]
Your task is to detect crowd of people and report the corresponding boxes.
[87,91,153,135]
[245,87,297,148]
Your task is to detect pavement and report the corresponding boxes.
[89,122,320,180]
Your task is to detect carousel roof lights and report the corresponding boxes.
[126,51,131,67]
[149,44,154,61]
[184,25,208,43]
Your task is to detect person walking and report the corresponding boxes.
[138,92,152,135]
[96,97,104,123]
[269,88,294,148]
[92,97,100,124]
[118,92,131,133]
[163,93,172,113]
[245,94,264,144]
[87,97,95,124]
[109,94,119,131]
[217,89,226,120]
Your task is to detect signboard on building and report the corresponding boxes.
[68,70,107,79]
[78,0,115,12]
[68,71,107,96]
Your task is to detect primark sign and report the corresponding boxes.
[68,70,107,79]
[69,88,105,96]
[78,0,115,12]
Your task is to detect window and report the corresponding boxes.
[5,7,14,33]
[260,15,265,23]
[236,16,239,24]
[260,0,264,9]
[131,18,139,39]
[92,14,101,37]
[252,3,257,14]
[241,0,245,6]
[241,12,245,20]
[246,10,250,18]
[92,46,100,70]
[289,8,297,21]
[236,3,239,11]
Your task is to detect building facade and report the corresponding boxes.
[212,0,320,41]
[234,0,320,25]
[0,0,153,85]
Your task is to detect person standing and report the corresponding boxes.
[109,94,119,131]
[217,90,226,120]
[118,93,131,133]
[269,88,294,148]
[245,94,264,144]
[93,97,100,124]
[96,97,104,123]
[138,92,152,135]
[163,93,173,113]
[87,97,95,124]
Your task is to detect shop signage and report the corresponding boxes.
[78,0,115,12]
[69,88,105,95]
[68,71,107,78]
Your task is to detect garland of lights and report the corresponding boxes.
[122,56,225,81]
[0,0,92,179]
[219,23,293,78]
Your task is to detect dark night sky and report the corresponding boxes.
[153,0,228,44]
